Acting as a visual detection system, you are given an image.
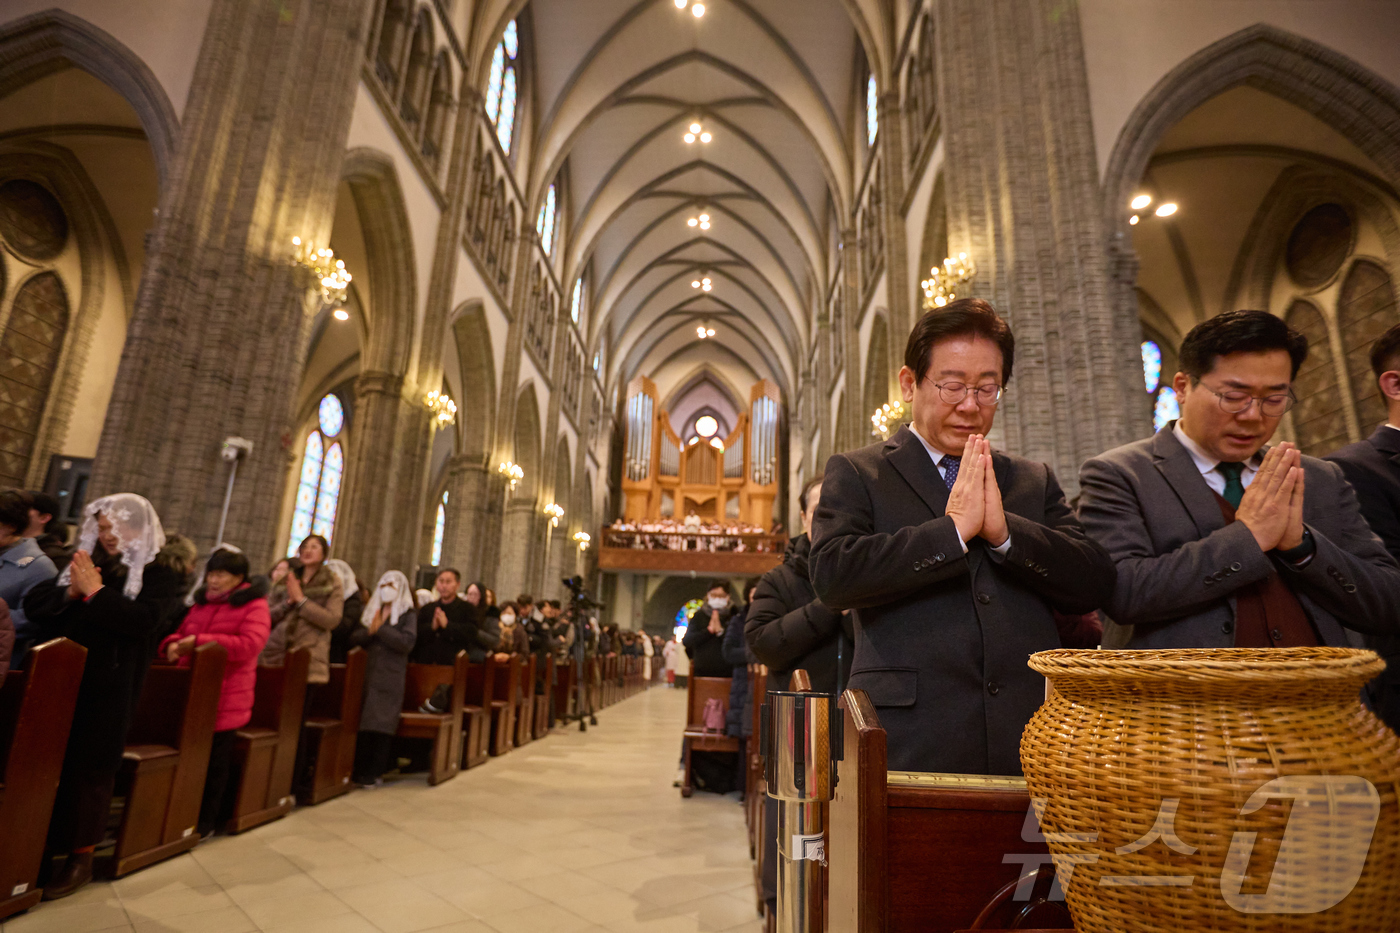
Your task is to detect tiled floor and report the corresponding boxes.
[4,686,763,933]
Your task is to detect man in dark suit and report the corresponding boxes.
[1079,310,1400,652]
[1325,322,1400,729]
[809,299,1116,775]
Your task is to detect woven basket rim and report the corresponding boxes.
[1028,647,1385,682]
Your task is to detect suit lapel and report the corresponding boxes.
[884,425,950,518]
[1368,426,1400,471]
[1151,425,1225,539]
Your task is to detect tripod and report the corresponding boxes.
[563,576,602,731]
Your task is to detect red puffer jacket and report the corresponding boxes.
[159,577,272,732]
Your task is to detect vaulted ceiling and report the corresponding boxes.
[494,0,872,405]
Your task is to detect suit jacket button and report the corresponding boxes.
[1270,628,1283,642]
[1230,562,1242,573]
[976,592,991,605]
[1344,583,1357,593]
[1222,621,1234,635]
[1204,577,1214,586]
[935,553,945,562]
[913,562,922,572]
[986,681,1000,696]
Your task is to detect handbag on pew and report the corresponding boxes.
[701,697,726,733]
[420,683,452,714]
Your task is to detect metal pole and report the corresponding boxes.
[765,691,838,933]
[215,458,239,547]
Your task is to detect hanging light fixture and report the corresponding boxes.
[573,531,592,551]
[870,400,906,439]
[498,460,524,491]
[690,273,713,293]
[423,389,458,426]
[683,121,712,144]
[686,211,712,231]
[696,323,716,339]
[920,252,976,310]
[544,502,565,527]
[292,236,352,308]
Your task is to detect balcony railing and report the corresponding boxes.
[597,526,787,575]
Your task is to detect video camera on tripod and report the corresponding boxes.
[562,576,605,730]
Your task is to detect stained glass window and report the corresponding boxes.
[288,393,347,556]
[538,183,558,255]
[593,352,600,373]
[485,21,518,153]
[1153,386,1180,432]
[430,490,448,566]
[866,74,879,146]
[571,278,583,323]
[1141,340,1162,393]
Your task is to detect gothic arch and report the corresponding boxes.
[449,301,496,463]
[862,311,891,424]
[512,381,542,501]
[340,148,418,377]
[1102,24,1400,242]
[0,10,180,188]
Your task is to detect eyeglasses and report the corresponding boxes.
[930,382,1004,407]
[1206,386,1296,417]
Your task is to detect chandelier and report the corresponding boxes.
[423,390,457,426]
[921,252,975,310]
[573,531,592,551]
[871,400,905,439]
[544,502,565,527]
[498,460,524,491]
[292,237,352,307]
[691,273,713,292]
[683,121,712,144]
[696,323,716,339]
[687,211,712,231]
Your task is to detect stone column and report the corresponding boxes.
[935,0,1141,490]
[839,227,864,453]
[440,454,492,578]
[878,91,914,344]
[91,0,374,566]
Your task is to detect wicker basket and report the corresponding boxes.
[1020,648,1400,932]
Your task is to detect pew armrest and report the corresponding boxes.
[122,744,179,773]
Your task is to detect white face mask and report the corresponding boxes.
[500,613,516,626]
[708,597,728,610]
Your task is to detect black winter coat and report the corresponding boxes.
[722,607,754,737]
[24,547,192,772]
[684,603,736,678]
[745,534,848,695]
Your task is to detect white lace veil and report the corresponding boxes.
[362,570,414,627]
[324,558,358,601]
[415,588,435,608]
[58,493,167,599]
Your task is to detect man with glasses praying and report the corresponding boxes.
[1079,310,1400,650]
[809,298,1115,775]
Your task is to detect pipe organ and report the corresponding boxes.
[621,376,781,526]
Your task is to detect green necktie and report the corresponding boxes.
[1218,462,1246,509]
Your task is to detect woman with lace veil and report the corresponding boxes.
[349,570,417,786]
[24,493,194,900]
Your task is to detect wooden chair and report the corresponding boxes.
[533,653,555,739]
[826,688,1072,933]
[395,652,467,785]
[461,658,494,769]
[113,642,226,876]
[489,655,522,756]
[680,675,737,798]
[513,655,536,747]
[224,648,309,833]
[299,648,366,805]
[0,637,86,919]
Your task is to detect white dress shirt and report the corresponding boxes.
[1173,423,1261,495]
[909,426,1012,557]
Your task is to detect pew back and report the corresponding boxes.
[226,648,310,832]
[397,653,468,785]
[0,638,85,919]
[301,648,367,804]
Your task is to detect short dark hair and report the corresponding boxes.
[437,567,461,582]
[1370,322,1400,381]
[904,298,1016,385]
[546,599,561,610]
[706,580,729,594]
[23,491,61,531]
[298,534,330,559]
[206,546,250,580]
[1178,310,1309,381]
[798,475,823,514]
[516,593,534,606]
[0,490,29,536]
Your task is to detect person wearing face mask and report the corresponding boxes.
[495,602,528,656]
[683,581,737,678]
[158,546,271,837]
[350,571,418,787]
[24,494,193,899]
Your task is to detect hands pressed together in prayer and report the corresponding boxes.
[1235,442,1306,553]
[66,550,103,600]
[943,434,1009,549]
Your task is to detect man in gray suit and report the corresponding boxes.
[1079,310,1400,650]
[810,299,1115,775]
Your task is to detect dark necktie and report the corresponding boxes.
[940,455,960,491]
[1218,461,1246,508]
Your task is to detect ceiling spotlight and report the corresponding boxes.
[332,308,350,321]
[1130,194,1153,210]
[683,132,696,143]
[692,2,705,16]
[691,278,701,288]
[700,131,711,143]
[684,121,711,144]
[1129,215,1140,226]
[687,212,711,231]
[674,0,686,6]
[690,123,702,133]
[1155,202,1178,217]
[696,324,716,339]
[691,274,712,292]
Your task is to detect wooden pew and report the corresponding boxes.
[461,658,494,769]
[680,675,737,798]
[533,653,556,739]
[0,638,86,919]
[513,655,536,747]
[395,652,468,785]
[553,658,577,723]
[224,649,309,833]
[299,648,366,805]
[489,655,522,756]
[745,661,767,848]
[113,642,226,876]
[827,689,1072,933]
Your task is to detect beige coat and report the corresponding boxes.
[260,564,345,683]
